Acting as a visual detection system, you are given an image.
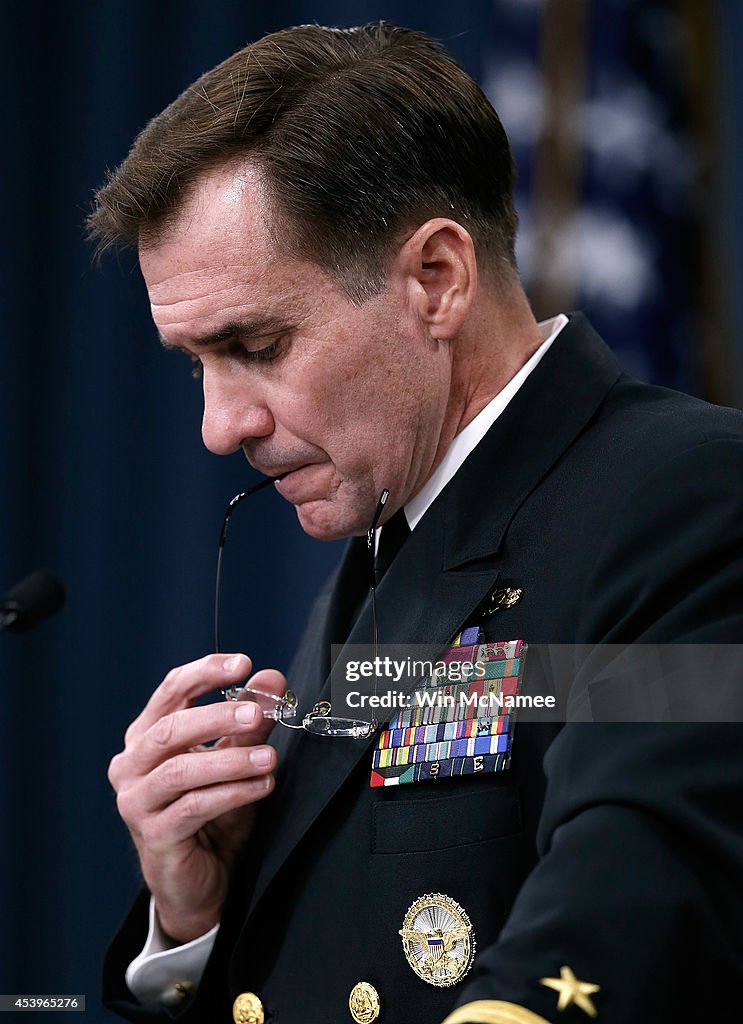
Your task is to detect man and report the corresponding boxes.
[89,22,743,1024]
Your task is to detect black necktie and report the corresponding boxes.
[375,508,411,581]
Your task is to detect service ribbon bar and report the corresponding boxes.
[370,632,527,787]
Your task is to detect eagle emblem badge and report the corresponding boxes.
[399,893,475,987]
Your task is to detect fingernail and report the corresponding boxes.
[235,702,258,724]
[251,747,273,768]
[223,655,242,672]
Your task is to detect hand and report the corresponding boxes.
[108,653,284,944]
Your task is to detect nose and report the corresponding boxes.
[201,369,275,455]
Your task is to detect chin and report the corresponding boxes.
[295,501,366,542]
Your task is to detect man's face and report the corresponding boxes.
[140,162,454,540]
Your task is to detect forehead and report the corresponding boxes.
[140,160,273,288]
[138,160,331,337]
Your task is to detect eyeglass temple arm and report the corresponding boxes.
[218,475,280,549]
[367,487,390,662]
[215,474,283,653]
[366,488,389,553]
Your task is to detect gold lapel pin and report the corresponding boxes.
[486,587,523,614]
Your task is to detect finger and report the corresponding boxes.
[141,774,275,848]
[117,743,277,819]
[223,668,290,748]
[126,653,253,743]
[242,668,288,697]
[113,697,272,783]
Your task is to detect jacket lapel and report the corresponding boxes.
[245,314,622,915]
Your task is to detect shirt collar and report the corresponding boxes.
[403,313,569,531]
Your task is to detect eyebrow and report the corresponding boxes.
[158,315,290,350]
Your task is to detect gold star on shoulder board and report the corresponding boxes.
[540,966,600,1018]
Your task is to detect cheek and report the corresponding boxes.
[278,320,425,462]
[306,366,372,434]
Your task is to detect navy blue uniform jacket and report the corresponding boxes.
[104,314,743,1023]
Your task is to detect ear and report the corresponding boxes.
[395,219,478,340]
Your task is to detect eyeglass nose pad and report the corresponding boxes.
[279,689,299,719]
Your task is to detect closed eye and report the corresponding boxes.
[186,337,285,380]
[234,337,284,364]
[165,332,287,382]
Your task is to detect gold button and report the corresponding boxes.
[349,981,380,1023]
[232,991,265,1024]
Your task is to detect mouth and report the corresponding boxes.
[273,462,310,485]
[252,461,309,481]
[272,463,326,503]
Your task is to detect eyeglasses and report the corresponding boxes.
[216,478,388,739]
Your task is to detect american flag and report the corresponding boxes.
[482,0,699,392]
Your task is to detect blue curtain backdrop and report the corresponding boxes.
[0,0,740,1019]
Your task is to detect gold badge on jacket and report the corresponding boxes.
[399,893,475,987]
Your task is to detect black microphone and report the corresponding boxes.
[0,570,66,633]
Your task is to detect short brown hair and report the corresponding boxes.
[87,22,518,301]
